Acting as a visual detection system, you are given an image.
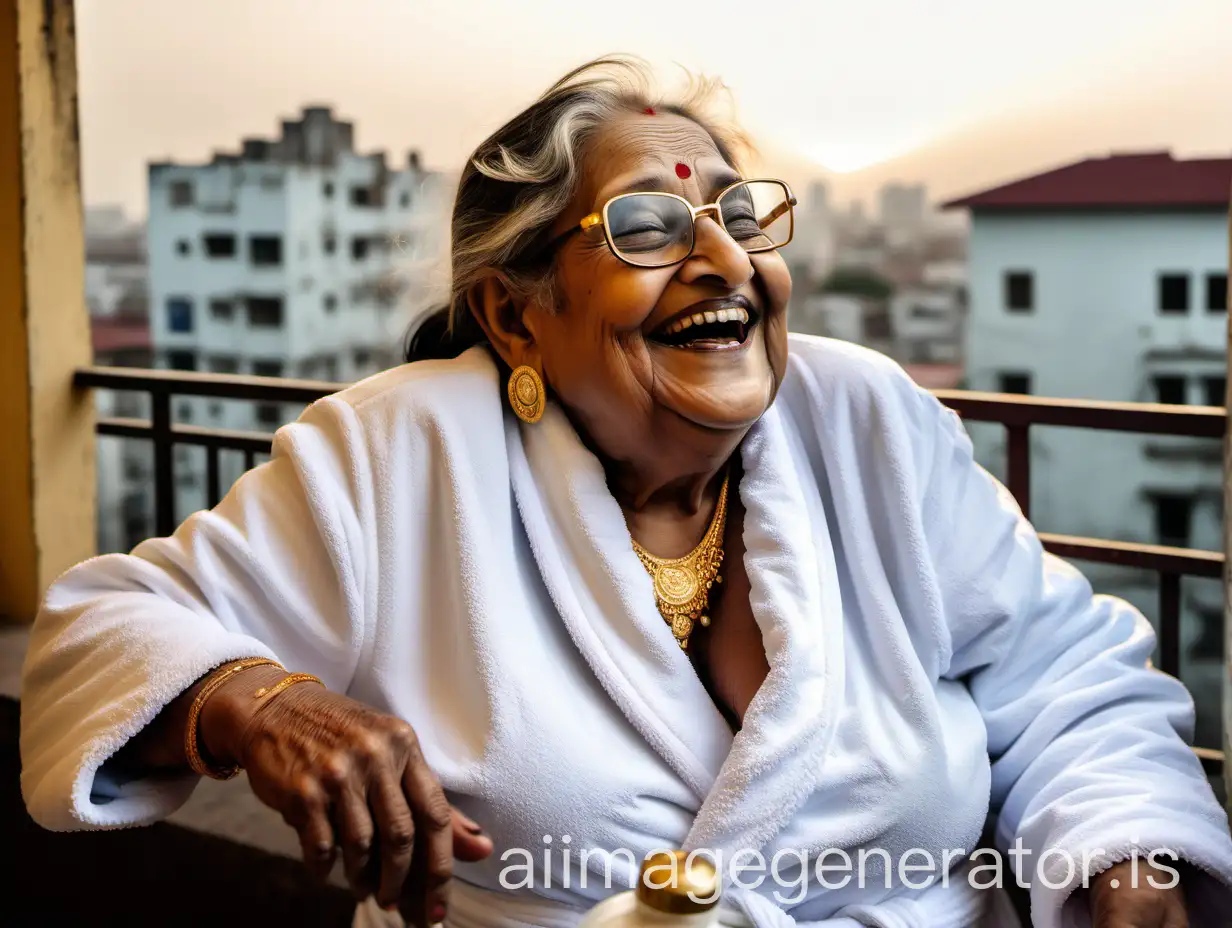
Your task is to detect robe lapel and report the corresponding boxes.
[684,403,846,858]
[506,405,733,799]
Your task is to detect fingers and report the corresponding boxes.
[451,808,494,863]
[370,770,416,909]
[334,784,377,896]
[401,755,455,925]
[285,777,336,883]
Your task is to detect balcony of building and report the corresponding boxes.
[0,3,1228,924]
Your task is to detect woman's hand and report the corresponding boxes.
[1089,860,1188,928]
[199,665,492,925]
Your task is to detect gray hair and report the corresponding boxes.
[405,55,751,361]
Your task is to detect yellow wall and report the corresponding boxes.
[0,1,94,622]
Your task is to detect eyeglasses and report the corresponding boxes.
[548,178,797,269]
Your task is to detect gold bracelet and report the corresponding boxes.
[184,657,283,780]
[253,672,325,702]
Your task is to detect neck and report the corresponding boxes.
[604,438,741,517]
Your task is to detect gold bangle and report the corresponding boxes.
[184,657,283,780]
[253,672,325,702]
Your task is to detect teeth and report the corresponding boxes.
[659,307,750,335]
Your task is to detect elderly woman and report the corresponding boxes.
[19,58,1232,928]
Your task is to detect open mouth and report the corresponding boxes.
[649,303,761,351]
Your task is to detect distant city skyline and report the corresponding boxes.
[78,0,1232,217]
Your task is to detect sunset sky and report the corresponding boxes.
[77,0,1232,217]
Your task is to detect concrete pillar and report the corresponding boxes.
[0,0,93,623]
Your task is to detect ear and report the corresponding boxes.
[466,273,540,372]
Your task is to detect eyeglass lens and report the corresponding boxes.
[605,181,792,267]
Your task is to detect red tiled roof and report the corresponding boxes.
[91,316,150,355]
[943,152,1232,211]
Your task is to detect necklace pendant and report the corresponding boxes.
[671,612,694,643]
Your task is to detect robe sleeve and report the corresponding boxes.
[20,395,372,831]
[917,388,1232,926]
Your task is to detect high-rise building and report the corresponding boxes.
[878,182,929,247]
[147,105,451,522]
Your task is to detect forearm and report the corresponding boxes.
[111,662,290,773]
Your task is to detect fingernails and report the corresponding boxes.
[464,821,484,836]
[429,903,447,923]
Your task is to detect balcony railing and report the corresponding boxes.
[75,367,1227,778]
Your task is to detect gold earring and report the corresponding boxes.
[507,365,546,424]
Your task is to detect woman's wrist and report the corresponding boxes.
[197,663,290,769]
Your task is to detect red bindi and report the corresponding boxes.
[675,162,691,180]
[643,106,656,116]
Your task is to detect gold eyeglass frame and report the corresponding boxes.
[550,178,798,269]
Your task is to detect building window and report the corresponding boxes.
[166,297,194,333]
[255,403,282,428]
[209,356,239,374]
[165,350,197,372]
[323,181,335,198]
[246,296,285,328]
[997,372,1032,395]
[203,233,237,258]
[209,298,234,321]
[399,191,410,208]
[1152,375,1187,405]
[208,402,224,419]
[1207,273,1228,313]
[169,180,194,207]
[176,239,191,256]
[1151,494,1193,548]
[350,186,372,207]
[1158,273,1189,314]
[249,235,283,267]
[323,234,336,255]
[354,348,373,369]
[351,236,370,261]
[251,359,284,378]
[324,293,337,313]
[176,401,194,423]
[320,356,339,381]
[1203,376,1226,407]
[1004,271,1033,313]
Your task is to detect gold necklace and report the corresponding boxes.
[631,472,729,650]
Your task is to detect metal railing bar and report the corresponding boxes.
[150,393,174,538]
[96,418,276,454]
[936,389,1226,438]
[1195,747,1225,776]
[1038,533,1223,578]
[206,447,221,509]
[76,366,340,404]
[1005,423,1032,519]
[1158,573,1182,678]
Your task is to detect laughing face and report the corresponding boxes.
[479,110,792,481]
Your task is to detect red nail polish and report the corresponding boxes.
[429,903,447,923]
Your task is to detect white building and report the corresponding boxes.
[148,105,450,521]
[946,151,1231,747]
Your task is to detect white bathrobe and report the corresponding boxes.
[20,336,1232,928]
